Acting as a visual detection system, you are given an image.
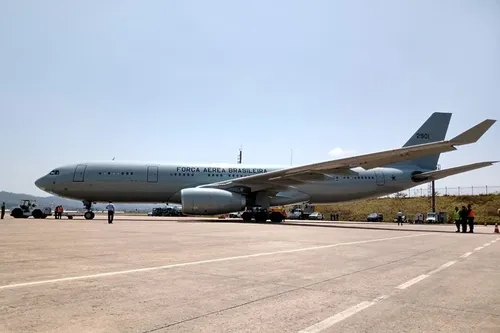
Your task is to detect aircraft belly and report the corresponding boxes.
[59,181,180,203]
[297,180,409,205]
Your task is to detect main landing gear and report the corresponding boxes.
[240,208,284,223]
[83,200,95,220]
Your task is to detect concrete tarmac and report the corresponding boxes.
[1,215,499,333]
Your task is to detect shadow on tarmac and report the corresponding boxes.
[60,216,493,235]
[177,218,492,235]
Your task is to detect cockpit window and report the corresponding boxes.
[49,170,60,175]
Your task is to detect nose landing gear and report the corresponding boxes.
[83,200,95,220]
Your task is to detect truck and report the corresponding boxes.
[287,203,315,220]
[10,199,52,219]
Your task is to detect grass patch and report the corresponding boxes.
[314,194,500,224]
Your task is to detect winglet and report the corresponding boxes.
[450,119,496,145]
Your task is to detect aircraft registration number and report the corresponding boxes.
[416,133,431,139]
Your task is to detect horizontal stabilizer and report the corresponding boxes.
[450,119,496,145]
[413,161,498,182]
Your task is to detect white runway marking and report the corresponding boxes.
[0,233,430,290]
[427,260,457,275]
[301,238,493,332]
[298,295,388,333]
[474,246,484,251]
[396,274,429,290]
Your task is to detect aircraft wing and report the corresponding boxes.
[198,119,496,191]
[412,161,498,182]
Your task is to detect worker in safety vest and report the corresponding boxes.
[453,207,461,232]
[459,206,468,233]
[466,204,475,233]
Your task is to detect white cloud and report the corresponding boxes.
[328,147,357,158]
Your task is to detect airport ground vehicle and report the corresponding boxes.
[10,199,52,219]
[367,213,384,222]
[426,212,438,223]
[150,206,183,217]
[308,212,324,220]
[228,211,243,218]
[287,203,315,220]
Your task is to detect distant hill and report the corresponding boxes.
[0,191,174,212]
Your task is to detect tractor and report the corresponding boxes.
[10,199,52,219]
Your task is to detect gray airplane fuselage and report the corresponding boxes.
[34,161,425,206]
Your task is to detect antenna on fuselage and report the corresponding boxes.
[237,146,242,164]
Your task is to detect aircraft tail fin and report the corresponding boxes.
[412,161,498,182]
[399,112,452,170]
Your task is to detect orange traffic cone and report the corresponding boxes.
[494,223,499,233]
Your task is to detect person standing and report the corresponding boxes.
[106,201,115,224]
[467,204,475,233]
[459,205,468,233]
[397,210,404,226]
[1,202,5,219]
[453,206,461,232]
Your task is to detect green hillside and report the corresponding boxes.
[315,194,500,224]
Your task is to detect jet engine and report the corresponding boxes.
[181,188,247,215]
[410,171,427,183]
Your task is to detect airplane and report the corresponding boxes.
[34,112,497,223]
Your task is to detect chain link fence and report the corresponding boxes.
[386,186,500,198]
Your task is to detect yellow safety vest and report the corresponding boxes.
[453,210,460,220]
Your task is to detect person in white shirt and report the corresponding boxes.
[106,201,115,224]
[397,210,404,226]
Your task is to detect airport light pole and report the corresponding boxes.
[431,164,440,212]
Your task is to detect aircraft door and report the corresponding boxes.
[147,166,158,183]
[374,171,385,186]
[73,164,87,182]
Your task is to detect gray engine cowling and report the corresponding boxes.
[181,188,246,215]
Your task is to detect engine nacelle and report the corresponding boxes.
[181,188,247,215]
[410,171,428,183]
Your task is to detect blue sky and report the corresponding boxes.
[1,0,499,196]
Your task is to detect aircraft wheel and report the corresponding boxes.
[241,212,252,222]
[254,211,268,223]
[270,212,284,223]
[84,211,95,220]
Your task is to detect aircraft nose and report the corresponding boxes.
[35,176,49,191]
